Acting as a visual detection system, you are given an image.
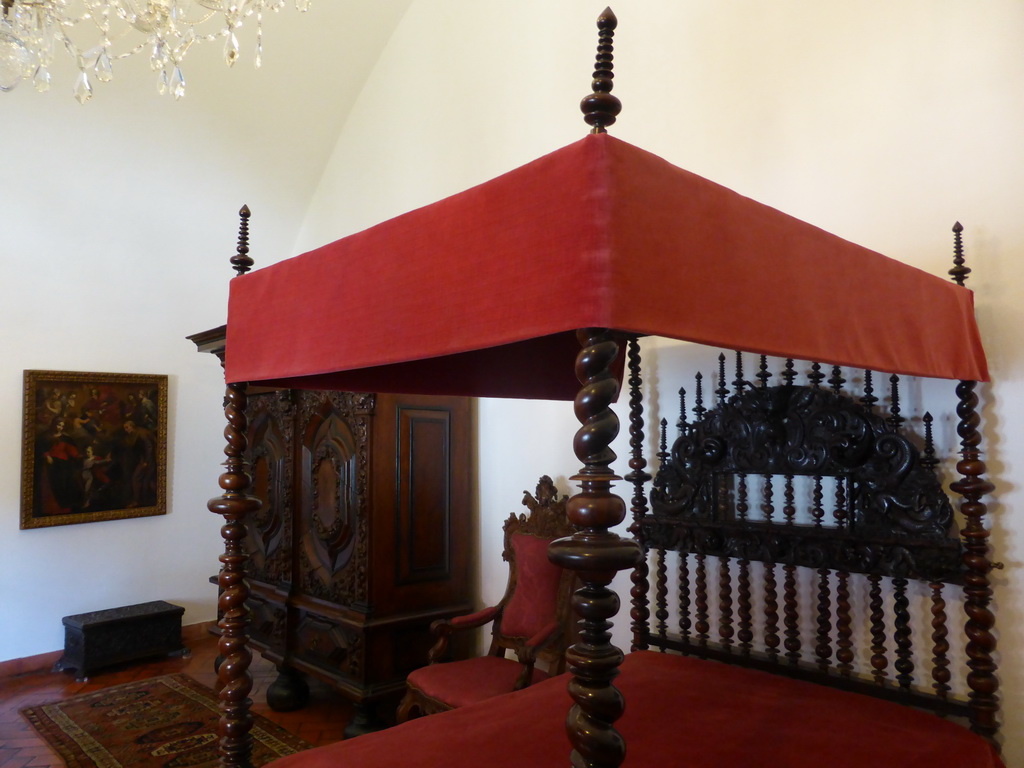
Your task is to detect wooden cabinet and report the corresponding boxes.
[190,327,473,733]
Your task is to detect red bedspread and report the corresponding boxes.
[267,651,1001,768]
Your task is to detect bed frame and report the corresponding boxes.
[205,10,1000,768]
[624,340,1000,737]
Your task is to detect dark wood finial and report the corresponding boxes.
[580,7,621,134]
[949,221,970,286]
[231,204,253,276]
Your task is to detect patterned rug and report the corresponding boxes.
[21,674,311,768]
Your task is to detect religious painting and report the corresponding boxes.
[20,370,168,529]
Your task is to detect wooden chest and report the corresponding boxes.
[55,600,186,680]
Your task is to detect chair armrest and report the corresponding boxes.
[511,620,564,690]
[524,620,562,655]
[428,606,500,663]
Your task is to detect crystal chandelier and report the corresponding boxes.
[0,0,311,103]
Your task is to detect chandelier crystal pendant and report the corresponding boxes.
[0,0,312,103]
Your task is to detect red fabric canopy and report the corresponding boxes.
[225,133,988,398]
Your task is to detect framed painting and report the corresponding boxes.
[20,370,168,530]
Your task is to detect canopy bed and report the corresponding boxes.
[205,9,1001,768]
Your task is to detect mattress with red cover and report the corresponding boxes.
[266,650,1002,768]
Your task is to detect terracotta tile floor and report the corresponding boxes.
[0,627,354,767]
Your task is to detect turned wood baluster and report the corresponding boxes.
[716,356,731,518]
[868,574,888,686]
[811,476,824,529]
[763,562,780,663]
[815,568,833,673]
[679,553,692,647]
[783,563,800,666]
[655,549,668,644]
[209,205,260,768]
[735,469,753,657]
[624,337,651,652]
[930,582,951,699]
[948,223,1000,741]
[737,558,752,657]
[695,553,710,650]
[549,328,640,768]
[835,572,854,677]
[892,577,914,690]
[719,556,734,652]
[829,365,845,395]
[782,476,795,525]
[762,474,775,524]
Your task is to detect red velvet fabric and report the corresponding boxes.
[501,534,563,639]
[225,133,988,398]
[406,655,550,709]
[450,605,499,629]
[270,651,1002,768]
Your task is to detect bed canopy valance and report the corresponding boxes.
[208,9,997,768]
[225,130,987,398]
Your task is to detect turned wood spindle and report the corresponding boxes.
[763,562,780,663]
[930,582,952,700]
[678,553,692,646]
[695,554,710,650]
[868,574,889,686]
[719,556,734,651]
[835,572,854,677]
[624,336,651,652]
[829,365,845,396]
[782,475,796,526]
[892,577,915,690]
[737,557,753,657]
[655,549,669,644]
[783,563,801,666]
[815,568,833,673]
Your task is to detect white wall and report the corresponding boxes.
[0,2,412,662]
[297,0,1024,762]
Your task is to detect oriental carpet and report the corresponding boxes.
[21,673,310,768]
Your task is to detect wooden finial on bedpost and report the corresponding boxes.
[231,205,254,276]
[549,328,641,768]
[581,8,621,134]
[949,221,969,286]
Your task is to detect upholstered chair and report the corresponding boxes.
[396,475,574,722]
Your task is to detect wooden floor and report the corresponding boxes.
[0,626,355,768]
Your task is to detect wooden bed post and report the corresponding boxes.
[548,21,641,766]
[549,327,642,768]
[207,206,261,768]
[948,222,1001,743]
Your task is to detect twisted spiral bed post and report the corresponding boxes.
[549,328,642,768]
[207,205,262,768]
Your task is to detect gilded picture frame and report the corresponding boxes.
[20,370,168,530]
